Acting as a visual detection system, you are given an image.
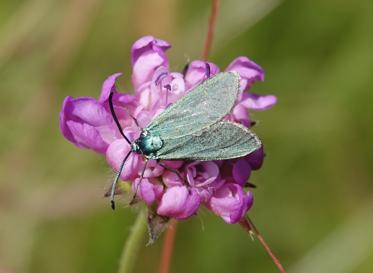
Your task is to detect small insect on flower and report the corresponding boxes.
[108,71,262,209]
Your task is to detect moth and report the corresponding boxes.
[108,72,261,209]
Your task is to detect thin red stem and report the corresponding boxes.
[158,220,177,273]
[202,0,219,60]
[239,217,287,273]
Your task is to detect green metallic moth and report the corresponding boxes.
[108,72,261,209]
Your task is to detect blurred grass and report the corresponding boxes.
[1,0,373,272]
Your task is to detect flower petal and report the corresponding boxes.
[226,56,264,91]
[60,96,114,153]
[162,170,184,187]
[232,159,252,186]
[186,161,219,187]
[241,93,277,111]
[131,36,171,90]
[143,160,164,178]
[98,73,122,104]
[246,146,264,170]
[177,189,201,219]
[208,184,254,224]
[231,103,250,127]
[66,121,108,153]
[157,186,201,220]
[132,178,163,205]
[64,96,112,126]
[184,60,219,90]
[106,139,141,180]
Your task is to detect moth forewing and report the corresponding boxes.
[146,72,240,139]
[157,121,261,161]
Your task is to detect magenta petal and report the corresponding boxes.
[241,93,277,110]
[232,159,252,186]
[106,139,141,180]
[143,160,164,178]
[64,97,112,126]
[131,36,171,64]
[133,178,163,205]
[131,36,171,89]
[177,189,201,219]
[98,73,122,104]
[157,186,201,220]
[157,186,188,216]
[246,146,264,170]
[66,121,108,153]
[162,171,184,187]
[208,184,253,224]
[184,60,220,90]
[232,103,250,127]
[186,161,219,187]
[60,96,114,153]
[60,96,76,143]
[226,56,264,91]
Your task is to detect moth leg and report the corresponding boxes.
[130,159,149,205]
[157,161,186,184]
[110,151,132,210]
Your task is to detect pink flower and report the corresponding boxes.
[59,36,276,223]
[60,96,115,153]
[157,186,201,220]
[186,161,223,202]
[208,183,254,224]
[132,178,163,205]
[184,60,219,89]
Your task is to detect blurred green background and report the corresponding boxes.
[1,0,373,272]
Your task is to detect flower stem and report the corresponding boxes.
[158,220,177,273]
[239,217,287,273]
[202,0,219,60]
[118,209,147,273]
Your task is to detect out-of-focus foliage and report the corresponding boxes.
[1,0,373,272]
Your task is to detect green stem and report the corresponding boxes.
[118,209,147,273]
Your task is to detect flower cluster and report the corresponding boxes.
[60,36,276,224]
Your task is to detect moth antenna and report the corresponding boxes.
[108,92,131,145]
[205,62,211,78]
[130,159,149,205]
[110,150,132,210]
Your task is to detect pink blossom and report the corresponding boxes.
[132,178,163,205]
[157,186,201,220]
[59,36,276,223]
[186,161,223,202]
[208,183,254,224]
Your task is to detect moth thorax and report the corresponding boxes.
[132,131,163,156]
[142,135,163,153]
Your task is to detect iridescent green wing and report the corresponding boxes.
[157,122,261,160]
[146,72,240,138]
